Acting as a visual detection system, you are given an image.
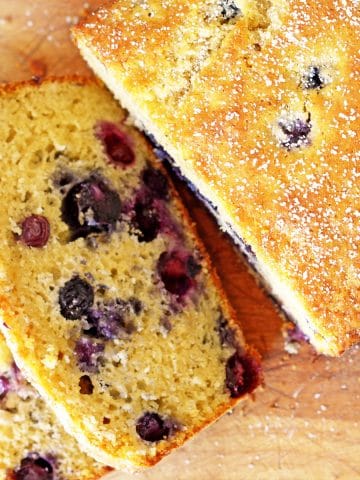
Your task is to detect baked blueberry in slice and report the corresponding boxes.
[136,412,173,442]
[220,0,241,21]
[142,167,169,200]
[13,453,54,480]
[226,352,261,398]
[19,215,50,248]
[302,66,324,90]
[157,250,200,296]
[133,198,160,242]
[61,175,121,240]
[59,276,94,320]
[97,121,135,167]
[279,117,312,150]
[74,338,104,373]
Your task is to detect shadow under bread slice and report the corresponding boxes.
[0,78,261,471]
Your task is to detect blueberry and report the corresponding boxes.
[13,453,54,480]
[136,412,172,442]
[59,276,94,320]
[79,375,94,394]
[75,338,104,373]
[0,375,10,400]
[279,117,312,150]
[157,251,199,296]
[86,299,128,340]
[142,167,169,199]
[220,0,241,21]
[61,176,121,240]
[19,215,50,248]
[133,199,160,242]
[226,352,261,398]
[97,121,135,167]
[302,66,324,90]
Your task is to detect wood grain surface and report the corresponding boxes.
[0,2,359,479]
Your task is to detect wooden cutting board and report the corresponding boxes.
[0,1,359,478]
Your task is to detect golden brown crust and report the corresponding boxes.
[73,0,360,355]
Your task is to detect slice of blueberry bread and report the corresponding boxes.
[0,334,110,480]
[73,0,360,356]
[0,78,261,470]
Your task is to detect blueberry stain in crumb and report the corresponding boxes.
[19,215,50,248]
[226,352,261,398]
[61,175,121,240]
[79,375,94,394]
[0,375,10,399]
[86,299,132,340]
[13,453,54,480]
[136,412,173,442]
[59,276,94,320]
[302,66,325,90]
[75,338,104,373]
[279,116,312,150]
[97,121,135,167]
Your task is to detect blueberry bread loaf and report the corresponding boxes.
[0,78,261,470]
[73,0,360,356]
[0,336,110,480]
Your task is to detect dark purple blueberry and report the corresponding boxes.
[13,453,53,480]
[86,299,129,340]
[226,352,261,398]
[142,167,169,199]
[216,315,236,348]
[133,199,160,242]
[74,338,104,373]
[279,117,312,150]
[302,66,324,90]
[61,175,121,240]
[157,251,199,296]
[19,215,50,248]
[79,375,94,394]
[59,276,94,320]
[97,121,135,167]
[0,375,10,400]
[136,412,171,442]
[220,0,241,21]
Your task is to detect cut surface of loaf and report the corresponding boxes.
[0,78,261,470]
[73,0,360,356]
[0,335,109,480]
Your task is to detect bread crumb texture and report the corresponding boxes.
[74,0,360,355]
[0,79,260,470]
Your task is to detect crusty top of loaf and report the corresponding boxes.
[74,0,360,355]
